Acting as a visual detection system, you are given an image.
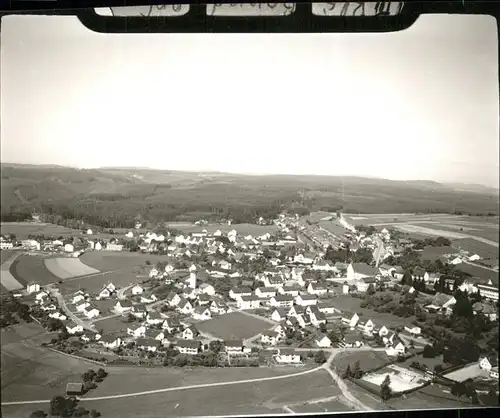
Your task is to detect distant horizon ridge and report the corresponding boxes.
[1,161,498,191]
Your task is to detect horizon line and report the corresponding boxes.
[0,161,498,191]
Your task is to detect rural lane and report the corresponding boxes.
[49,288,95,331]
[1,347,379,408]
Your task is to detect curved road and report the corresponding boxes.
[1,348,376,409]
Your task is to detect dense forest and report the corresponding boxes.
[1,164,498,229]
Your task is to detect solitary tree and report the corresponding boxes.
[380,375,392,401]
[314,350,327,364]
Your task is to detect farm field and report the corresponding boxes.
[1,251,24,292]
[291,398,353,413]
[57,269,144,295]
[166,222,279,236]
[92,315,130,334]
[330,350,392,374]
[453,238,499,259]
[329,295,415,329]
[90,363,317,397]
[9,254,59,286]
[80,251,169,272]
[454,263,499,285]
[1,323,91,403]
[44,257,100,279]
[419,246,455,261]
[195,311,272,340]
[77,368,337,418]
[0,222,120,240]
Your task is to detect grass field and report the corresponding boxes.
[291,398,353,413]
[57,269,144,295]
[0,222,119,240]
[75,368,337,418]
[44,257,100,279]
[419,246,455,261]
[454,263,499,285]
[9,255,59,286]
[453,238,499,259]
[166,222,279,236]
[1,323,91,403]
[92,315,130,334]
[1,251,24,292]
[331,350,392,374]
[195,311,272,340]
[80,252,169,272]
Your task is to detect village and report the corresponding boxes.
[1,210,498,408]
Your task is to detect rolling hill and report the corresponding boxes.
[1,163,498,228]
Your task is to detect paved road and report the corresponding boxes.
[462,260,499,272]
[49,288,94,331]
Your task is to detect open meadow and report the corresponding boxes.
[291,398,354,413]
[331,350,392,374]
[78,368,336,418]
[10,254,59,286]
[452,238,499,259]
[44,257,100,279]
[80,251,170,272]
[57,269,145,295]
[0,222,81,239]
[166,222,279,236]
[1,250,24,293]
[195,311,273,340]
[1,323,92,403]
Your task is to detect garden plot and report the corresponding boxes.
[44,257,100,279]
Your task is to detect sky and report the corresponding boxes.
[1,13,498,188]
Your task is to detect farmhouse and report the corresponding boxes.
[115,300,133,313]
[66,383,84,397]
[193,305,212,320]
[140,291,158,304]
[49,311,67,321]
[80,331,101,343]
[225,340,245,354]
[75,301,90,312]
[271,308,288,322]
[288,305,306,318]
[270,294,294,308]
[132,284,144,295]
[476,284,499,302]
[317,300,341,315]
[100,335,122,349]
[210,300,230,315]
[261,330,280,345]
[295,294,318,307]
[309,309,327,327]
[355,276,378,293]
[197,293,212,305]
[176,340,201,355]
[181,326,200,340]
[342,312,360,328]
[83,305,100,319]
[136,338,162,352]
[255,287,277,299]
[162,317,181,333]
[315,333,332,348]
[229,287,253,300]
[146,311,164,325]
[26,282,41,295]
[199,283,216,296]
[66,322,84,334]
[343,333,364,348]
[274,348,302,364]
[167,292,181,307]
[177,298,194,314]
[132,305,148,319]
[307,282,328,296]
[127,324,146,338]
[278,284,301,297]
[347,263,379,281]
[424,293,456,314]
[237,295,261,310]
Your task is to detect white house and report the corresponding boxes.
[192,306,212,321]
[132,284,144,295]
[261,330,280,345]
[468,254,481,262]
[64,243,74,253]
[181,326,199,340]
[317,300,341,315]
[48,311,67,321]
[83,306,100,319]
[140,292,158,304]
[177,299,194,314]
[114,300,133,313]
[145,311,164,325]
[315,334,332,348]
[269,294,294,308]
[136,338,161,352]
[75,301,90,312]
[26,282,40,295]
[99,335,122,349]
[229,287,252,301]
[295,294,318,307]
[127,324,146,338]
[358,319,375,334]
[476,284,499,302]
[278,285,301,297]
[274,348,302,364]
[162,317,181,333]
[490,367,499,379]
[255,287,277,299]
[237,295,261,310]
[199,283,215,296]
[347,263,379,281]
[479,357,492,372]
[307,282,328,296]
[271,308,288,322]
[167,292,181,307]
[0,241,14,250]
[342,312,360,329]
[176,340,201,355]
[86,229,93,235]
[404,326,421,336]
[378,325,390,337]
[210,300,229,315]
[66,323,84,334]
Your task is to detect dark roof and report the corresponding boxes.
[66,383,83,393]
[241,295,260,302]
[298,294,317,300]
[100,334,121,343]
[275,294,294,301]
[176,339,201,349]
[351,263,378,276]
[136,338,161,347]
[225,340,243,347]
